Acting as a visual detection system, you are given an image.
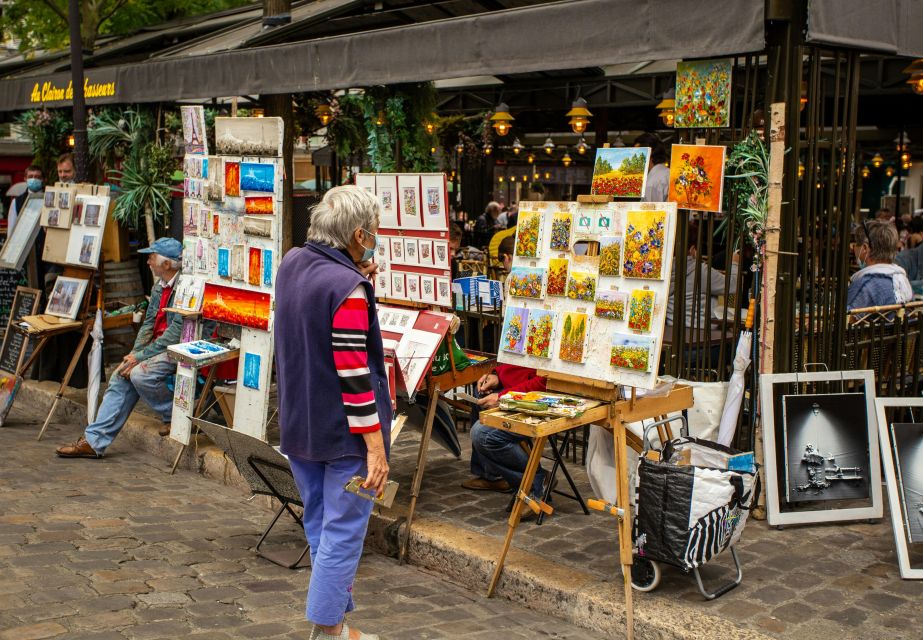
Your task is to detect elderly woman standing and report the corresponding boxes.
[275,186,391,640]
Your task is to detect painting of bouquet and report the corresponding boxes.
[501,307,529,354]
[547,258,569,296]
[668,144,726,212]
[558,312,588,363]
[674,58,732,129]
[525,309,555,358]
[515,210,542,258]
[599,236,623,276]
[595,291,628,321]
[550,212,572,251]
[591,147,650,198]
[202,283,271,331]
[628,289,655,332]
[610,333,654,372]
[508,267,545,299]
[402,187,418,217]
[623,210,666,279]
[566,271,597,302]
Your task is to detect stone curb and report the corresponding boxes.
[21,379,772,640]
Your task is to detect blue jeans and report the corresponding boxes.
[85,352,176,454]
[288,454,372,627]
[470,421,545,497]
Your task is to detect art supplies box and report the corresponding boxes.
[167,340,232,365]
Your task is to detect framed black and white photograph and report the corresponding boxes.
[760,370,882,526]
[874,397,923,579]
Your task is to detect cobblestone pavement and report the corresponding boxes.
[0,406,592,640]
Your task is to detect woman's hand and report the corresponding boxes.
[477,373,499,394]
[361,431,389,496]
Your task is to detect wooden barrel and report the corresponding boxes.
[103,260,145,308]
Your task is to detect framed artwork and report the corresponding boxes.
[418,240,433,265]
[202,283,271,330]
[405,273,420,300]
[433,241,450,269]
[214,116,283,156]
[196,239,208,273]
[225,161,240,197]
[398,174,422,229]
[595,290,627,321]
[875,397,923,578]
[558,312,589,363]
[623,210,666,280]
[435,277,451,307]
[550,212,573,251]
[217,248,230,278]
[232,245,245,281]
[610,333,655,372]
[374,174,399,228]
[183,201,198,236]
[213,213,220,236]
[262,249,273,287]
[760,370,882,527]
[668,144,727,213]
[243,216,272,239]
[546,258,569,297]
[566,271,597,302]
[389,237,404,263]
[208,156,225,201]
[508,267,545,299]
[420,174,448,230]
[248,247,262,286]
[0,195,43,270]
[245,196,273,215]
[243,353,261,390]
[674,58,732,129]
[239,162,275,193]
[627,289,655,332]
[45,276,88,320]
[590,147,650,198]
[501,307,529,355]
[420,275,436,302]
[181,106,208,155]
[375,272,390,297]
[197,206,211,238]
[525,309,555,358]
[403,238,419,265]
[514,209,543,258]
[391,273,405,298]
[599,236,623,277]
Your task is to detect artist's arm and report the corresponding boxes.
[133,312,183,362]
[130,285,160,352]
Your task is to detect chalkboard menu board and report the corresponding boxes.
[0,287,40,374]
[0,268,28,333]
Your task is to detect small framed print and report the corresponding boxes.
[391,273,406,298]
[389,237,404,264]
[403,238,419,265]
[405,273,421,301]
[418,239,434,266]
[420,275,436,302]
[376,238,389,263]
[433,240,450,269]
[435,276,451,307]
[375,271,390,297]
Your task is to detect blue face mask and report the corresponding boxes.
[26,178,42,192]
[360,229,378,262]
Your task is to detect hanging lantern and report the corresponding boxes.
[68,134,75,148]
[895,135,911,152]
[798,161,805,179]
[861,166,870,179]
[498,176,504,183]
[871,153,883,168]
[315,104,333,126]
[490,103,514,137]
[375,111,386,127]
[526,153,535,164]
[576,138,589,155]
[430,146,437,154]
[509,175,516,182]
[455,140,465,154]
[484,143,493,156]
[544,171,551,179]
[885,166,895,177]
[562,152,573,167]
[656,97,675,127]
[512,138,524,155]
[542,137,555,155]
[900,151,912,164]
[566,97,592,134]
[533,172,539,180]
[907,74,923,95]
[903,160,913,170]
[522,174,528,182]
[423,115,437,135]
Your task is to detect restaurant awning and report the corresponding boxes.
[0,0,766,112]
[806,0,923,57]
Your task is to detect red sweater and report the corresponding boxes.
[496,364,546,394]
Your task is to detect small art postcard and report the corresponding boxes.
[525,309,555,358]
[501,306,529,355]
[198,207,211,238]
[596,290,628,321]
[550,212,572,251]
[391,273,405,297]
[248,247,262,286]
[208,156,224,201]
[599,236,623,277]
[628,289,655,332]
[547,258,569,297]
[610,333,655,372]
[420,275,435,301]
[402,187,418,217]
[418,240,433,265]
[433,241,450,269]
[196,239,208,273]
[232,245,245,281]
[668,144,726,212]
[381,188,394,215]
[566,271,597,302]
[243,352,261,390]
[674,58,732,129]
[174,369,194,411]
[591,147,650,198]
[181,105,207,155]
[239,162,276,193]
[212,213,220,236]
[78,234,97,265]
[558,312,589,363]
[390,237,404,262]
[83,202,101,226]
[225,162,240,197]
[375,272,390,297]
[183,201,198,236]
[426,186,442,217]
[508,267,545,299]
[403,238,419,265]
[514,210,543,258]
[262,249,273,286]
[243,216,272,239]
[623,210,666,280]
[576,208,594,233]
[436,277,451,307]
[245,196,273,215]
[217,248,230,277]
[406,273,420,299]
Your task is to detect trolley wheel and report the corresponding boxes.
[631,554,661,592]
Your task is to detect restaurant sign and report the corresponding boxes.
[30,77,117,103]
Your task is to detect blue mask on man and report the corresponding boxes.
[26,178,43,192]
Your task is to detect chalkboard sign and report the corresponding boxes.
[0,287,41,374]
[0,268,28,332]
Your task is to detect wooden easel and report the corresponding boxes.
[480,377,693,640]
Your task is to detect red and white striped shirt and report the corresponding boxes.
[332,285,381,434]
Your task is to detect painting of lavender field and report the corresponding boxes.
[239,162,276,193]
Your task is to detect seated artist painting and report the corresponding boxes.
[56,238,186,458]
[462,365,548,501]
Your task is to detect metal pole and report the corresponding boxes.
[68,0,88,182]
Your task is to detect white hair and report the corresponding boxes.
[307,185,382,249]
[158,255,182,271]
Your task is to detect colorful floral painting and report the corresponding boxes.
[402,187,418,217]
[674,58,732,129]
[245,196,273,215]
[547,258,569,296]
[628,289,655,332]
[558,312,588,363]
[514,210,542,258]
[550,212,572,251]
[623,210,666,279]
[508,267,545,299]
[202,283,271,330]
[566,271,597,302]
[610,333,654,372]
[599,236,623,276]
[595,291,628,321]
[668,144,726,212]
[525,309,555,358]
[501,307,529,354]
[225,162,240,197]
[591,147,650,198]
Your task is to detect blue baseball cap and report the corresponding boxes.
[138,237,183,261]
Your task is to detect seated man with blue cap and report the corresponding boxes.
[56,238,186,458]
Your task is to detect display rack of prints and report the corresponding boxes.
[497,200,677,390]
[357,173,453,308]
[39,183,111,270]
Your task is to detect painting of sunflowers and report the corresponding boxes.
[558,312,589,363]
[550,212,572,251]
[628,289,655,332]
[674,58,732,129]
[595,291,627,321]
[599,236,623,276]
[515,210,543,258]
[668,144,726,213]
[547,258,569,296]
[508,267,545,299]
[501,307,529,354]
[566,271,597,302]
[525,309,556,358]
[623,210,666,280]
[610,333,654,372]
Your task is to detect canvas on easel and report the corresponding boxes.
[0,195,43,270]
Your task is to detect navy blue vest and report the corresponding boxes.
[275,242,392,461]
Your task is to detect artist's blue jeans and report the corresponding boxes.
[84,352,176,454]
[288,454,372,627]
[470,421,545,497]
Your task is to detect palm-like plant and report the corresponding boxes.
[720,131,770,265]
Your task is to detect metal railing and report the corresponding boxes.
[844,301,923,398]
